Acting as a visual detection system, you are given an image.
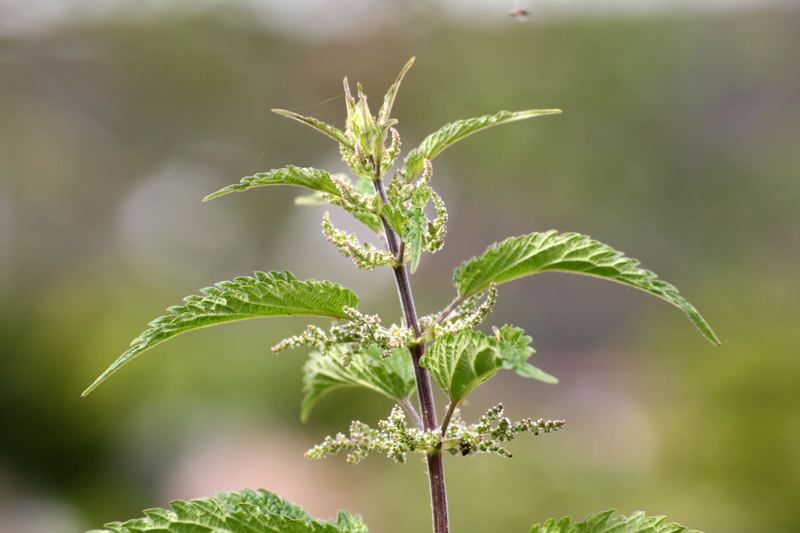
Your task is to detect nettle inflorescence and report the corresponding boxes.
[83,58,718,533]
[271,305,413,362]
[306,403,565,464]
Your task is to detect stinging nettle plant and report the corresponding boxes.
[83,58,719,533]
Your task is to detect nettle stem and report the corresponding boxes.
[373,175,450,533]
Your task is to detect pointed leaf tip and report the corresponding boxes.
[81,272,359,396]
[453,231,719,345]
[402,108,564,180]
[378,57,418,126]
[203,166,341,202]
[271,109,351,147]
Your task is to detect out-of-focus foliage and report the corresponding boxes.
[529,509,697,533]
[0,4,797,533]
[93,488,368,533]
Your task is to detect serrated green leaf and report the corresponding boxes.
[348,176,385,233]
[350,209,384,234]
[493,324,534,365]
[378,201,405,235]
[294,191,329,205]
[529,509,699,533]
[453,231,720,345]
[292,177,384,234]
[420,325,556,402]
[302,345,415,421]
[378,57,415,127]
[494,325,558,384]
[404,209,426,273]
[514,362,559,383]
[271,108,352,148]
[91,488,368,533]
[402,108,561,180]
[204,166,340,201]
[404,184,432,273]
[82,271,359,396]
[420,329,501,404]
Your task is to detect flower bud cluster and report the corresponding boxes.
[384,159,449,262]
[321,212,395,270]
[339,80,400,179]
[324,175,387,234]
[420,283,498,338]
[330,175,380,210]
[441,403,565,458]
[427,188,447,253]
[307,403,564,464]
[388,158,433,198]
[306,405,440,464]
[384,127,402,166]
[271,306,413,362]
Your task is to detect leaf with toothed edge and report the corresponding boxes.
[494,325,558,384]
[401,108,562,180]
[301,345,415,422]
[271,108,352,148]
[421,325,557,403]
[529,509,700,533]
[453,230,720,345]
[82,271,359,397]
[204,166,341,201]
[420,329,502,404]
[90,488,368,533]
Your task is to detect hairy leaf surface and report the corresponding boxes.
[403,193,428,273]
[529,509,698,533]
[453,231,719,345]
[402,108,561,180]
[271,108,352,147]
[83,272,359,396]
[302,345,415,421]
[92,488,368,533]
[204,166,340,201]
[420,329,501,404]
[421,326,556,402]
[494,325,558,384]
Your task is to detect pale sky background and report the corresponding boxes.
[1,0,796,37]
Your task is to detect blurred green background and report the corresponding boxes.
[1,1,798,531]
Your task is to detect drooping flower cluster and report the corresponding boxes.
[339,78,402,179]
[321,211,396,270]
[306,403,564,464]
[382,159,448,270]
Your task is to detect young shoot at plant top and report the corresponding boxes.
[84,58,718,533]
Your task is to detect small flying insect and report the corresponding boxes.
[509,7,531,21]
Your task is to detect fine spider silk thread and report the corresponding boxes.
[248,93,345,175]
